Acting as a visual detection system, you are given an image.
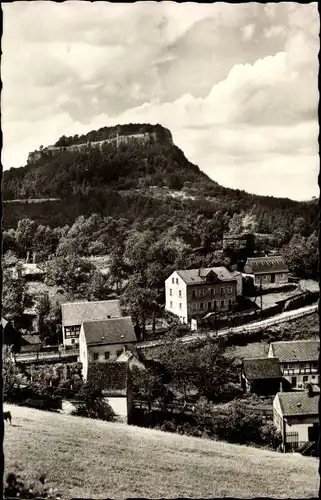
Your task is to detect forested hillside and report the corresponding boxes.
[2,123,318,238]
[2,124,318,338]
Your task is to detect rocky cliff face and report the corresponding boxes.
[27,125,173,165]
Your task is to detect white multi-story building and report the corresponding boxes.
[165,267,237,324]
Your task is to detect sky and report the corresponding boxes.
[2,1,319,200]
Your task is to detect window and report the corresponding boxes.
[65,325,81,338]
[179,303,182,309]
[192,290,196,299]
[179,290,182,298]
[213,300,217,310]
[220,287,225,295]
[116,350,122,357]
[104,351,110,360]
[207,302,211,310]
[228,299,232,307]
[172,277,174,284]
[170,301,173,308]
[210,288,215,296]
[303,376,308,383]
[200,302,204,309]
[93,353,99,361]
[169,288,172,296]
[263,275,267,280]
[221,300,225,308]
[176,278,179,284]
[227,286,232,294]
[192,303,197,310]
[71,338,75,345]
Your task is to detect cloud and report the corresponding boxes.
[242,24,255,41]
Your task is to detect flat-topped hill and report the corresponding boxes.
[4,404,319,499]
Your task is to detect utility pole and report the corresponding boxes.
[260,277,263,319]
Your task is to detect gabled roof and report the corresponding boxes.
[277,391,319,417]
[243,357,282,380]
[61,300,121,327]
[176,267,235,285]
[87,361,129,396]
[244,256,288,274]
[82,317,136,346]
[270,340,320,363]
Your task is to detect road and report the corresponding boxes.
[15,303,318,362]
[137,303,318,350]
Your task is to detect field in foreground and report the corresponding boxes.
[4,405,319,499]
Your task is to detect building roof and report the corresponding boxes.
[243,357,282,380]
[82,316,136,346]
[176,267,236,285]
[270,340,320,363]
[277,391,319,417]
[244,256,288,275]
[87,361,129,396]
[61,300,121,327]
[19,263,45,275]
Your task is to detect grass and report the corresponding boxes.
[4,405,319,499]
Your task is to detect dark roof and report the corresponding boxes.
[243,357,282,380]
[244,256,288,275]
[176,267,235,285]
[87,361,129,396]
[270,340,320,363]
[277,391,319,417]
[61,300,121,327]
[82,317,137,346]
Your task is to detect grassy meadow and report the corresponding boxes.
[4,404,319,499]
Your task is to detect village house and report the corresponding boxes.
[61,299,122,347]
[273,388,319,454]
[241,357,283,396]
[243,256,289,287]
[165,267,237,324]
[13,262,45,281]
[268,340,319,390]
[79,316,137,381]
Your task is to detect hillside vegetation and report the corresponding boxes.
[4,405,319,499]
[3,123,318,238]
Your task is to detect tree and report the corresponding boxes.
[3,346,26,400]
[45,256,95,297]
[213,400,264,444]
[131,366,165,411]
[2,268,26,327]
[86,271,112,301]
[121,275,158,340]
[36,294,51,340]
[15,218,37,261]
[282,232,318,280]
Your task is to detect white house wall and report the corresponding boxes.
[165,271,188,324]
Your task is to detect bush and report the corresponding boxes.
[71,382,115,421]
[4,472,61,499]
[260,423,282,450]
